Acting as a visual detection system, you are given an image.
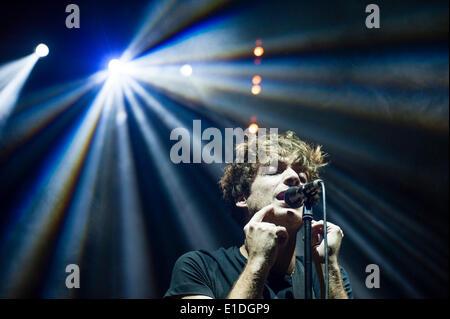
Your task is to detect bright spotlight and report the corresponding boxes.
[252,75,262,85]
[180,64,192,77]
[35,44,49,58]
[248,123,259,134]
[251,85,261,95]
[108,59,124,75]
[254,46,264,57]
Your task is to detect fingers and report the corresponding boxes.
[275,226,288,245]
[311,220,324,231]
[275,225,288,236]
[311,220,344,237]
[249,204,274,223]
[244,220,288,242]
[246,222,285,234]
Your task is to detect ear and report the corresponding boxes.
[235,197,248,208]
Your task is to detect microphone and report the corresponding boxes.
[284,179,323,208]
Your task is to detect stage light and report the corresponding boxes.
[0,55,39,126]
[180,64,193,77]
[35,44,49,58]
[248,123,259,134]
[108,59,124,75]
[254,46,264,57]
[252,75,262,85]
[251,85,261,95]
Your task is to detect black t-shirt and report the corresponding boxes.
[164,246,353,299]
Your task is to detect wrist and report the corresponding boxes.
[247,256,271,275]
[314,254,339,266]
[327,255,339,266]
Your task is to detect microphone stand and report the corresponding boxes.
[303,202,314,299]
[286,179,327,299]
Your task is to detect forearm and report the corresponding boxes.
[315,257,348,299]
[227,258,269,299]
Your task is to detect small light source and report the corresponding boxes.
[248,123,259,134]
[252,75,262,85]
[180,64,193,77]
[108,59,123,74]
[35,44,49,57]
[251,85,261,95]
[254,46,264,57]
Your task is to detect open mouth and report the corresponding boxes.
[276,190,286,201]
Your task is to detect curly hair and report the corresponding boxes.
[219,130,327,219]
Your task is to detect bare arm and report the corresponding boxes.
[315,257,348,299]
[227,205,287,299]
[311,220,348,299]
[227,257,270,299]
[182,258,270,299]
[326,259,348,299]
[183,205,286,299]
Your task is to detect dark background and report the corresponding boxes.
[0,0,448,298]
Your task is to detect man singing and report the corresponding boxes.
[165,130,352,299]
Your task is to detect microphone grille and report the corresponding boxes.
[284,186,304,208]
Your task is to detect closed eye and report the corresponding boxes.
[291,163,309,184]
[263,161,287,175]
[299,173,308,184]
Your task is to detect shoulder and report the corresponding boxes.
[165,246,240,299]
[174,246,238,269]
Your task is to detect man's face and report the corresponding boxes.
[242,157,308,230]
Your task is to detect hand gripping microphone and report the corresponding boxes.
[284,179,323,208]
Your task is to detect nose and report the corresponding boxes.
[283,167,300,187]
